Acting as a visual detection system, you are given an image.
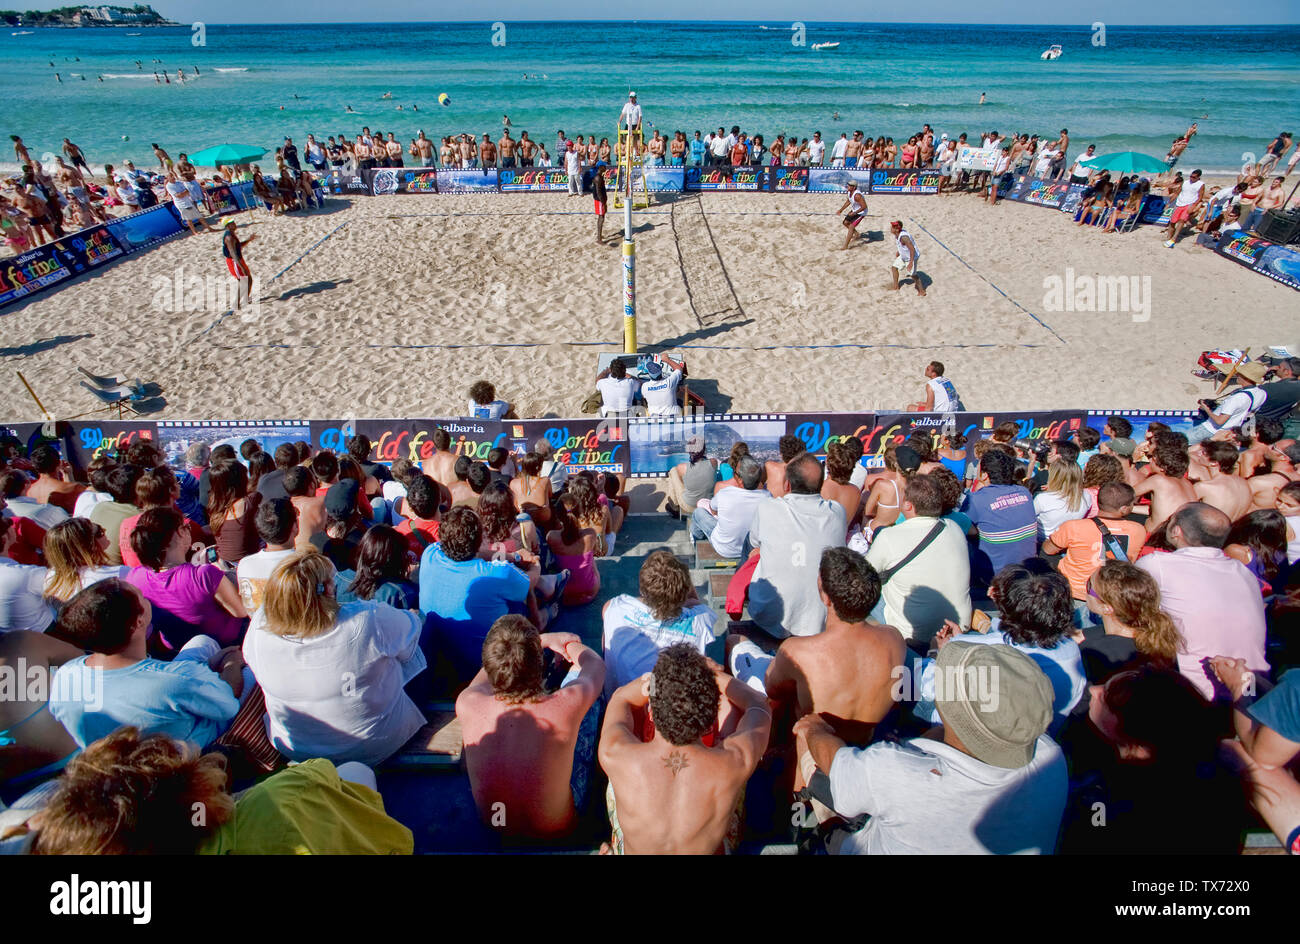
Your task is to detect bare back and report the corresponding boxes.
[1195,475,1254,522]
[290,494,326,551]
[764,460,788,497]
[820,479,862,529]
[1140,474,1197,532]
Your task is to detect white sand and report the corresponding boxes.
[2,178,1294,422]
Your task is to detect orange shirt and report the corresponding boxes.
[1050,516,1148,599]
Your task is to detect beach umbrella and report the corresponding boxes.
[187,143,266,166]
[1077,151,1170,176]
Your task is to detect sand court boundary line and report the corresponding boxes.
[905,215,1068,345]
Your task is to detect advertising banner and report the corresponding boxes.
[643,166,685,192]
[203,184,239,215]
[104,203,186,252]
[436,168,500,193]
[864,411,1087,457]
[326,170,370,196]
[154,421,311,468]
[808,166,874,192]
[1215,233,1300,291]
[499,167,568,192]
[628,415,787,476]
[1138,195,1171,226]
[784,412,876,460]
[1007,175,1072,208]
[769,166,810,192]
[685,165,763,191]
[68,419,158,467]
[1057,183,1091,216]
[870,168,944,194]
[1084,410,1197,444]
[0,225,128,311]
[956,146,1000,172]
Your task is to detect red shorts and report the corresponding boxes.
[1170,203,1194,226]
[594,199,607,216]
[226,257,250,279]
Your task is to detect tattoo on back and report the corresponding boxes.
[664,751,690,776]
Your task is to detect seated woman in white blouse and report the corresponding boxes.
[1033,460,1088,540]
[242,549,426,766]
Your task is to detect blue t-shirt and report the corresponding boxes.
[1248,668,1300,743]
[962,484,1038,585]
[690,139,706,162]
[335,570,419,610]
[49,655,239,749]
[418,543,531,677]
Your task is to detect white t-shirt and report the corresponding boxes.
[235,548,297,612]
[1204,387,1266,431]
[243,600,427,766]
[711,136,729,158]
[808,139,826,164]
[4,498,67,529]
[832,137,848,159]
[894,229,918,266]
[865,517,972,643]
[619,101,642,128]
[640,368,682,416]
[708,486,771,558]
[165,179,195,210]
[1070,157,1092,177]
[597,375,640,414]
[73,490,112,519]
[927,376,959,412]
[601,594,717,697]
[748,493,847,638]
[1033,490,1089,540]
[828,734,1067,854]
[0,558,53,632]
[1174,178,1205,208]
[42,564,129,602]
[564,149,581,176]
[467,399,509,420]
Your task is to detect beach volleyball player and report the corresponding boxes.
[836,181,868,250]
[222,218,256,310]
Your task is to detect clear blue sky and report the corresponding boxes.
[147,2,1299,26]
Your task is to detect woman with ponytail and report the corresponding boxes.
[1077,560,1183,684]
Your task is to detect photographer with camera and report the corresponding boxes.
[1189,361,1268,444]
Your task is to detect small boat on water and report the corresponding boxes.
[811,42,840,50]
[1041,44,1063,60]
[12,30,34,35]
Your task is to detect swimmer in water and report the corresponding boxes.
[979,92,986,104]
[381,91,392,99]
[55,72,61,82]
[346,105,354,112]
[193,66,200,76]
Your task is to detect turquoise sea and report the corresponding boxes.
[1,21,1296,174]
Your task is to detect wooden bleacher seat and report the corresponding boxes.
[386,703,463,769]
[694,539,740,570]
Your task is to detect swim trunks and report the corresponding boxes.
[594,200,607,216]
[226,256,250,279]
[844,210,865,227]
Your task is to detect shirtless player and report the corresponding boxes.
[1190,440,1253,522]
[1132,436,1197,532]
[598,644,770,854]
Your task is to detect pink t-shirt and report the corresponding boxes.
[1136,546,1269,699]
[124,563,245,649]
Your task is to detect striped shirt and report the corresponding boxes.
[963,484,1038,584]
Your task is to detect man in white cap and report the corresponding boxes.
[888,220,926,295]
[794,640,1067,854]
[835,180,868,250]
[619,91,642,149]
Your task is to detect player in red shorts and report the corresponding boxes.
[222,218,256,309]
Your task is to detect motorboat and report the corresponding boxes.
[1041,44,1063,60]
[812,42,840,50]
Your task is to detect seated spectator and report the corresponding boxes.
[310,480,365,572]
[1044,481,1147,624]
[864,473,972,647]
[1213,660,1300,854]
[88,464,143,565]
[1224,509,1289,593]
[457,616,605,839]
[962,449,1038,591]
[1191,440,1253,522]
[1188,364,1267,444]
[928,465,974,535]
[24,444,84,516]
[1033,457,1087,539]
[602,550,716,696]
[546,495,600,606]
[861,444,914,533]
[448,456,478,507]
[1132,433,1197,532]
[665,434,718,518]
[486,446,513,487]
[124,507,248,650]
[0,484,49,567]
[927,563,1086,727]
[235,498,298,611]
[467,379,513,420]
[71,456,115,519]
[394,473,441,553]
[1061,666,1245,854]
[568,474,614,555]
[714,442,750,495]
[1072,425,1102,467]
[1081,453,1125,514]
[0,628,81,785]
[0,517,53,632]
[510,452,553,528]
[691,455,769,559]
[347,433,392,490]
[764,434,806,498]
[197,443,236,511]
[533,437,568,497]
[1137,503,1268,699]
[243,550,425,766]
[336,525,419,610]
[381,456,420,518]
[41,518,128,607]
[246,452,275,495]
[598,644,771,854]
[285,465,326,552]
[599,472,627,535]
[49,579,243,749]
[0,468,67,530]
[420,507,549,681]
[118,466,205,569]
[758,548,906,756]
[337,455,376,520]
[820,442,862,527]
[25,727,412,854]
[747,452,847,639]
[1076,560,1182,684]
[796,641,1066,854]
[478,483,539,560]
[255,442,299,502]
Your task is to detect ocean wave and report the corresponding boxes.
[101,73,156,79]
[214,67,249,73]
